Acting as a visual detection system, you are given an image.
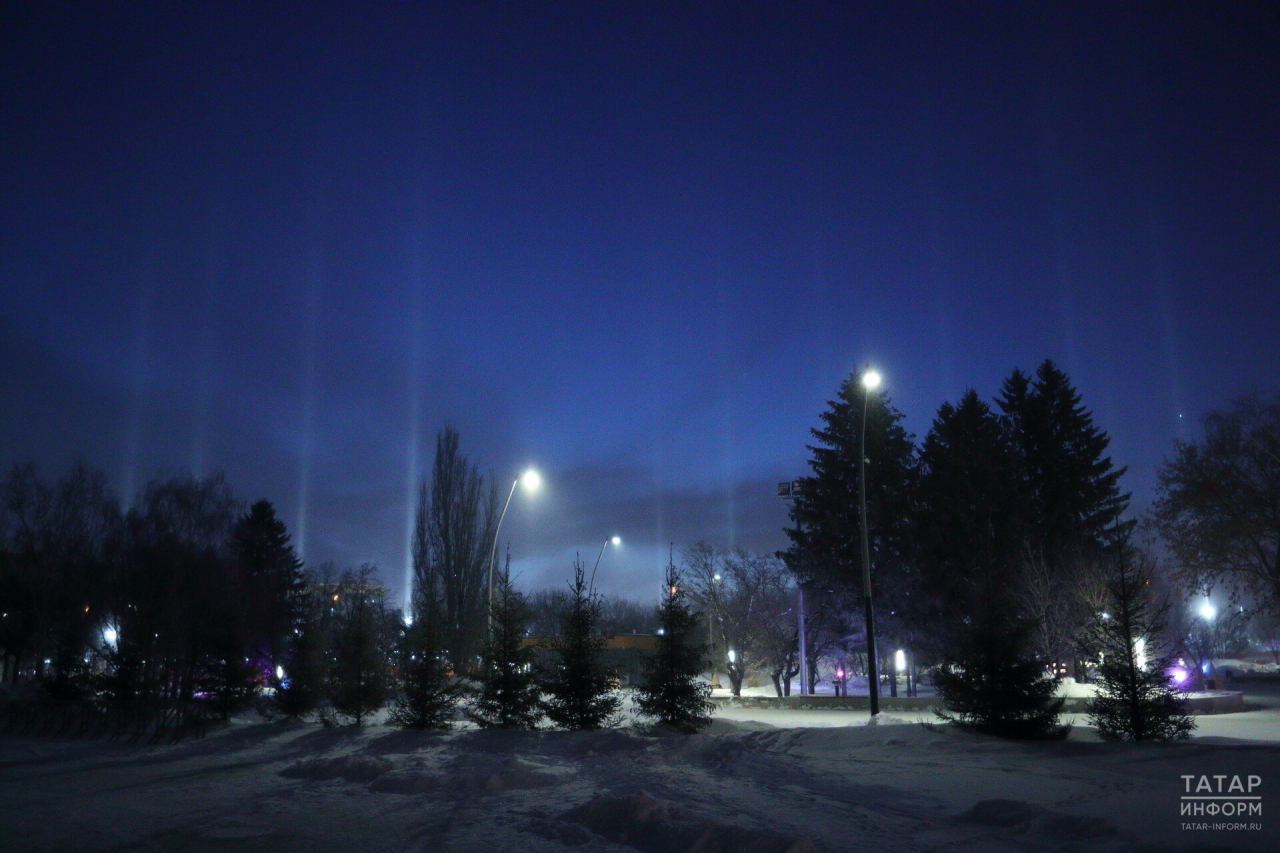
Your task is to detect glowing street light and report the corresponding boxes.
[1198,600,1216,621]
[588,535,621,594]
[487,468,541,635]
[858,364,883,717]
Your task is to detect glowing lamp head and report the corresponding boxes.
[836,668,845,679]
[727,649,736,664]
[275,665,285,680]
[1199,601,1216,621]
[895,649,907,672]
[611,536,621,546]
[1170,668,1187,684]
[520,469,541,492]
[862,369,882,391]
[104,628,117,645]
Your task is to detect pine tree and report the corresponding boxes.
[329,565,391,725]
[542,558,621,730]
[468,562,542,729]
[1086,533,1194,741]
[232,500,306,670]
[914,390,1022,635]
[933,601,1069,739]
[635,562,713,733]
[998,360,1130,568]
[389,567,461,730]
[783,372,918,600]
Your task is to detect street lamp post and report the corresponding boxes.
[859,367,882,717]
[588,535,621,595]
[487,469,540,635]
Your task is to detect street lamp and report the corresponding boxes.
[859,365,882,717]
[588,535,621,594]
[1199,600,1216,621]
[487,468,541,635]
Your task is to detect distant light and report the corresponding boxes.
[1135,637,1147,670]
[611,536,621,546]
[521,469,541,492]
[404,614,414,627]
[727,649,736,664]
[1202,661,1211,674]
[333,594,340,602]
[836,668,845,679]
[1171,668,1188,684]
[276,665,285,680]
[656,628,665,636]
[862,369,882,390]
[1101,612,1110,620]
[895,649,906,672]
[104,628,118,645]
[1199,601,1216,621]
[713,573,721,582]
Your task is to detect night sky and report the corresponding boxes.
[3,3,1277,609]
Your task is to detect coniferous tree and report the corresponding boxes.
[998,360,1130,568]
[232,500,305,671]
[914,391,1022,638]
[1085,532,1194,741]
[636,562,713,733]
[783,373,918,605]
[542,558,621,730]
[933,599,1069,739]
[329,565,391,725]
[389,563,461,730]
[468,561,542,729]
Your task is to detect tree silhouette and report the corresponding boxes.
[542,558,621,730]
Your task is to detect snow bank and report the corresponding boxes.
[550,791,817,853]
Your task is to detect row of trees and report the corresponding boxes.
[0,464,304,707]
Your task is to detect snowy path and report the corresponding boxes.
[3,711,1279,853]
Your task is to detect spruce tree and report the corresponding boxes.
[389,569,461,730]
[232,500,306,669]
[933,600,1069,739]
[914,390,1022,635]
[468,563,542,729]
[635,562,713,733]
[1086,533,1194,741]
[542,558,621,730]
[782,371,918,606]
[329,565,391,725]
[997,360,1130,567]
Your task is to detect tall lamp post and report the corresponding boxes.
[859,367,882,717]
[487,468,541,635]
[588,535,621,595]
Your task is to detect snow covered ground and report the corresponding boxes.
[2,686,1278,852]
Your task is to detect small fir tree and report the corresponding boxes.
[329,565,391,725]
[468,561,542,729]
[389,571,461,730]
[1086,534,1194,741]
[542,558,621,730]
[636,561,713,733]
[933,602,1069,739]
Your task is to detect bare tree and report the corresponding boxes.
[1154,391,1280,611]
[410,427,498,673]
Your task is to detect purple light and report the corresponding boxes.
[1170,668,1188,684]
[836,669,845,679]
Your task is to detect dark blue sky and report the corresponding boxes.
[3,2,1277,607]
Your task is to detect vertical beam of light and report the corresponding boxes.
[191,202,228,477]
[296,257,321,565]
[1149,211,1188,442]
[120,258,153,509]
[401,251,425,616]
